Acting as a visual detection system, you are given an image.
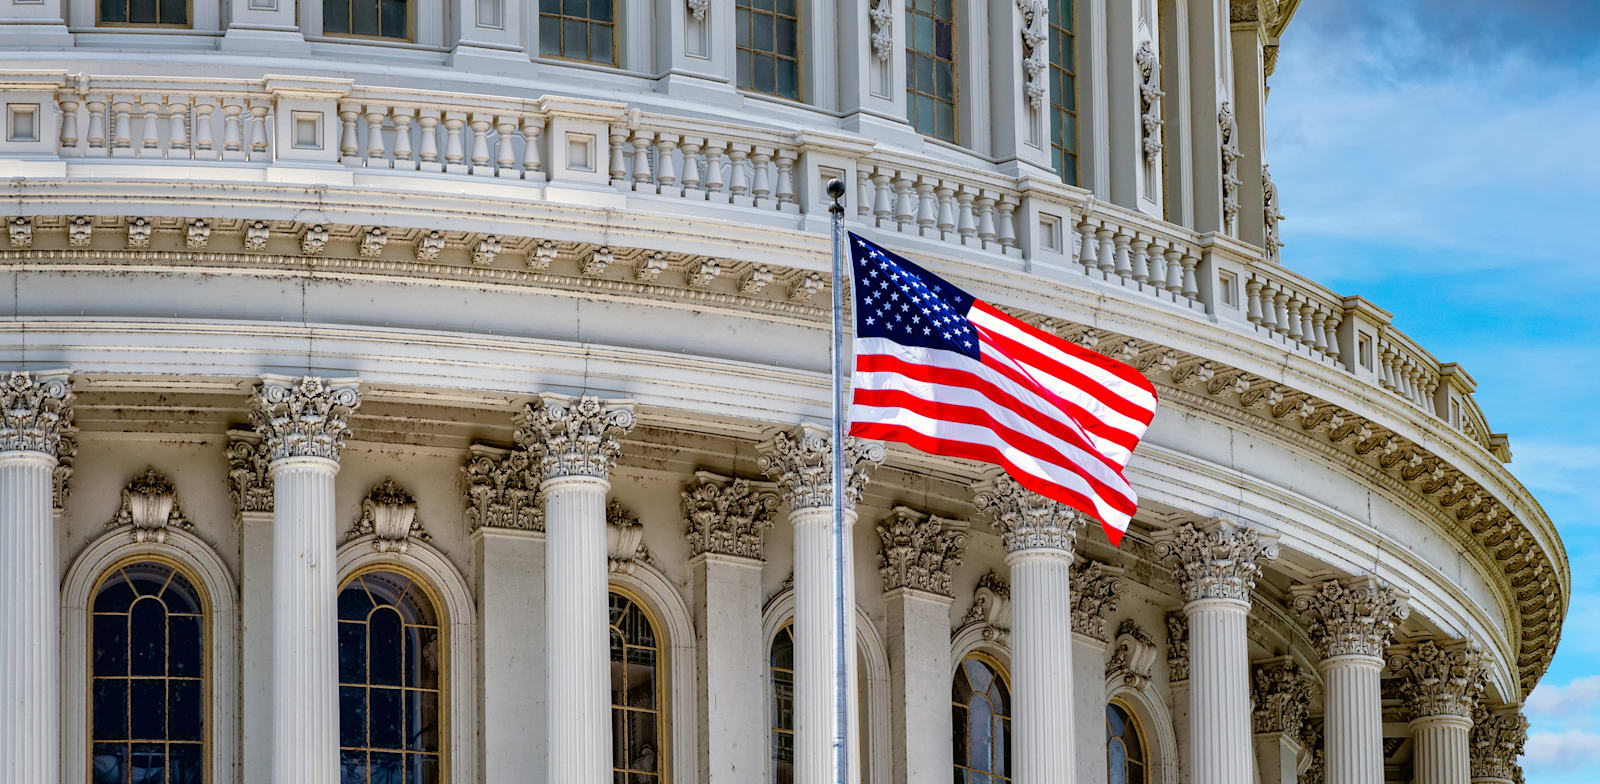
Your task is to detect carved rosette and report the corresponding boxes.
[876,507,966,597]
[1069,559,1121,640]
[1469,706,1527,781]
[463,446,544,532]
[347,478,429,553]
[1291,577,1410,660]
[1391,641,1486,719]
[1251,659,1311,736]
[249,376,362,463]
[513,394,636,481]
[960,571,1012,643]
[1153,519,1279,603]
[1015,0,1049,110]
[226,431,273,515]
[756,425,884,513]
[1107,620,1159,688]
[105,466,193,543]
[0,370,74,456]
[607,500,650,574]
[973,473,1087,554]
[1166,612,1190,681]
[682,473,778,560]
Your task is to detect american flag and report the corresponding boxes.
[846,233,1158,545]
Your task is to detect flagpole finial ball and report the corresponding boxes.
[826,178,846,201]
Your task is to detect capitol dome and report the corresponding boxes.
[0,0,1564,783]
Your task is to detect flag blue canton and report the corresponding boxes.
[849,233,981,360]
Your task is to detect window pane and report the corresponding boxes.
[93,743,126,784]
[380,0,407,39]
[777,59,799,99]
[169,615,201,677]
[339,571,444,783]
[590,0,612,23]
[99,0,127,23]
[169,679,203,741]
[753,53,775,95]
[158,0,185,25]
[130,743,164,784]
[540,16,562,55]
[369,608,404,686]
[591,24,615,65]
[169,743,202,784]
[341,686,368,746]
[563,19,587,57]
[129,599,166,677]
[370,687,404,749]
[736,7,750,47]
[129,678,165,739]
[562,0,583,16]
[129,0,156,24]
[94,615,129,676]
[776,17,797,57]
[93,680,128,739]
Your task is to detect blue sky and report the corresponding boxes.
[1265,1,1600,780]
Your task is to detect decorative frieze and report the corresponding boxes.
[225,430,273,514]
[1153,519,1278,603]
[360,226,388,258]
[1251,658,1311,736]
[607,499,650,574]
[1390,640,1486,719]
[1469,706,1527,782]
[0,371,74,456]
[300,224,329,255]
[959,570,1011,642]
[127,217,152,248]
[513,394,636,481]
[682,472,778,560]
[530,239,558,269]
[1166,612,1189,681]
[346,478,429,552]
[875,506,966,597]
[687,259,721,288]
[582,246,614,276]
[787,271,824,302]
[738,265,774,296]
[1107,620,1159,688]
[462,445,544,532]
[416,230,445,261]
[9,216,32,248]
[1291,576,1410,659]
[472,235,502,265]
[244,220,270,250]
[635,251,669,282]
[105,466,193,543]
[973,473,1087,553]
[69,216,93,247]
[756,424,883,512]
[1069,559,1121,640]
[248,375,362,463]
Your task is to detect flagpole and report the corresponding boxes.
[825,177,849,784]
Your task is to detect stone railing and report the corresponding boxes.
[1,70,1501,458]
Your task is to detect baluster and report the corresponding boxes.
[417,110,442,172]
[1129,237,1150,283]
[915,177,937,236]
[138,96,161,156]
[727,144,751,204]
[1112,231,1132,279]
[1301,303,1319,349]
[1285,295,1305,343]
[955,188,977,244]
[975,193,997,246]
[492,115,518,176]
[247,100,270,160]
[608,128,629,184]
[996,197,1017,251]
[1163,246,1184,294]
[364,104,389,167]
[1245,279,1265,324]
[750,148,773,206]
[57,93,81,157]
[468,113,493,175]
[1323,312,1342,360]
[391,108,415,170]
[856,167,874,219]
[193,97,216,158]
[1423,377,1439,409]
[892,173,916,230]
[338,102,361,165]
[220,100,246,160]
[632,129,656,192]
[871,168,893,227]
[110,96,135,157]
[442,112,468,173]
[773,149,797,210]
[1180,253,1200,300]
[520,115,542,178]
[1078,218,1099,272]
[1145,240,1167,284]
[166,96,189,158]
[935,181,956,237]
[655,134,681,195]
[1273,289,1293,336]
[85,95,109,157]
[1096,224,1115,273]
[679,137,703,196]
[703,141,727,200]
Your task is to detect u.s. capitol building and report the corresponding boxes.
[0,0,1564,782]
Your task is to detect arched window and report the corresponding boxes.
[736,0,800,99]
[323,0,410,40]
[97,0,188,26]
[1106,702,1147,784]
[338,569,443,784]
[905,0,957,142]
[952,654,1011,783]
[611,590,665,782]
[540,0,617,65]
[768,622,873,784]
[1048,0,1078,185]
[90,560,207,784]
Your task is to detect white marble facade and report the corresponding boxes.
[0,1,1562,783]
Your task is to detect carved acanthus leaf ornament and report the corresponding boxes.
[513,394,636,481]
[757,425,884,512]
[1070,559,1121,640]
[1469,706,1527,781]
[876,507,966,597]
[463,447,543,532]
[1251,659,1311,736]
[1166,612,1190,681]
[1291,577,1410,659]
[105,466,193,543]
[1154,519,1278,602]
[1107,619,1158,688]
[0,371,74,456]
[1390,640,1486,719]
[960,571,1012,643]
[683,473,778,560]
[348,478,429,552]
[226,432,273,514]
[973,473,1087,553]
[249,376,362,462]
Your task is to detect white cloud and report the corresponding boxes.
[1528,676,1600,721]
[1523,729,1600,769]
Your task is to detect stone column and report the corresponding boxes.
[877,507,966,784]
[462,444,548,784]
[1393,641,1486,784]
[226,430,276,784]
[1071,559,1124,784]
[515,394,636,784]
[973,474,1088,784]
[759,425,884,784]
[1251,658,1310,784]
[1468,706,1527,784]
[250,375,362,784]
[1291,577,1410,784]
[1155,519,1279,784]
[0,370,72,784]
[683,472,780,784]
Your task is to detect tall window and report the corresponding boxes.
[905,0,956,142]
[952,654,1011,784]
[1048,0,1078,185]
[736,0,801,99]
[90,561,207,784]
[540,0,617,65]
[611,591,664,783]
[323,0,409,39]
[769,624,796,783]
[98,0,187,26]
[1106,703,1147,784]
[338,569,443,784]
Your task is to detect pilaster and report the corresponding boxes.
[1072,559,1121,784]
[1251,657,1310,784]
[1228,1,1268,247]
[227,429,274,784]
[1184,0,1232,234]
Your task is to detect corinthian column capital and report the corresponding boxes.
[1390,640,1487,720]
[0,370,74,456]
[876,506,967,597]
[1069,559,1122,641]
[973,473,1086,554]
[682,471,779,560]
[1469,706,1527,782]
[756,424,884,512]
[1251,658,1312,736]
[1153,518,1279,603]
[249,375,362,463]
[513,393,636,481]
[1291,576,1410,660]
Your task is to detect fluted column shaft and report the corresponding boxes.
[1412,714,1472,784]
[0,451,59,784]
[270,457,341,784]
[794,504,862,784]
[1188,597,1254,784]
[1008,547,1076,784]
[1321,655,1384,784]
[544,474,613,783]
